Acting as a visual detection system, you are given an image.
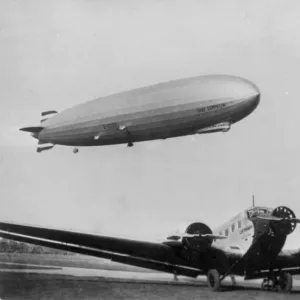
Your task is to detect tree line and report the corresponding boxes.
[0,239,74,255]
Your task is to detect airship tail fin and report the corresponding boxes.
[19,126,44,133]
[40,110,58,124]
[37,144,55,153]
[41,110,58,117]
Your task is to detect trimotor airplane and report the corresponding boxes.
[0,205,299,293]
[20,75,260,153]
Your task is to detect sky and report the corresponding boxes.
[1,0,300,249]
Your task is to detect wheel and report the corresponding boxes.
[261,278,273,291]
[261,278,268,290]
[207,269,221,291]
[278,272,293,293]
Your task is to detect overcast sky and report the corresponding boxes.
[1,0,300,249]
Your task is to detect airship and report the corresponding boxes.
[20,75,260,153]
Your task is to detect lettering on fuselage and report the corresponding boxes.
[102,123,118,130]
[197,103,226,113]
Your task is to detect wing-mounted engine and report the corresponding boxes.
[164,222,226,252]
[195,122,231,134]
[164,222,230,276]
[182,222,214,251]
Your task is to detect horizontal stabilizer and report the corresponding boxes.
[41,110,58,117]
[37,144,55,153]
[19,126,44,133]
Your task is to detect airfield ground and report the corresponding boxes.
[0,254,299,299]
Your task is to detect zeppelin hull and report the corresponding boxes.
[24,75,260,148]
[40,97,258,146]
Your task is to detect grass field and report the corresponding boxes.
[0,253,299,299]
[0,273,299,300]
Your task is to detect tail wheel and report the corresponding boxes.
[207,269,221,291]
[278,272,293,293]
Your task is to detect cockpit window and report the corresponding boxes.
[247,208,269,218]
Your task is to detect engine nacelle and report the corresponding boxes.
[182,222,213,251]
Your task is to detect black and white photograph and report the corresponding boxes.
[0,0,300,299]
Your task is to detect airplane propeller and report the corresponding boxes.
[258,206,300,235]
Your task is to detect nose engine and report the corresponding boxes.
[270,206,299,236]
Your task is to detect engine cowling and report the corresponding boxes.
[270,206,298,235]
[182,222,213,251]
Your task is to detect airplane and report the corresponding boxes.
[19,75,260,153]
[0,204,299,293]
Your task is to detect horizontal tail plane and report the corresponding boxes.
[19,126,44,133]
[41,110,58,117]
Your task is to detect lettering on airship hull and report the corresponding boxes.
[102,123,118,130]
[197,103,226,113]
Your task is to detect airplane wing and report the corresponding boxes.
[243,248,300,279]
[0,221,202,277]
[166,233,227,240]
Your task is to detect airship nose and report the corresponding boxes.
[251,93,260,110]
[238,78,260,120]
[233,76,260,109]
[246,80,260,110]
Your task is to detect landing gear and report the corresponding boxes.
[261,278,274,291]
[207,269,221,291]
[73,148,79,154]
[173,273,179,281]
[278,272,293,293]
[230,274,236,287]
[261,272,293,293]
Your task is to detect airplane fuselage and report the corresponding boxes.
[213,206,274,253]
[23,75,260,149]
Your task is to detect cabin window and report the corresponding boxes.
[225,228,229,236]
[238,220,242,229]
[231,223,235,232]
